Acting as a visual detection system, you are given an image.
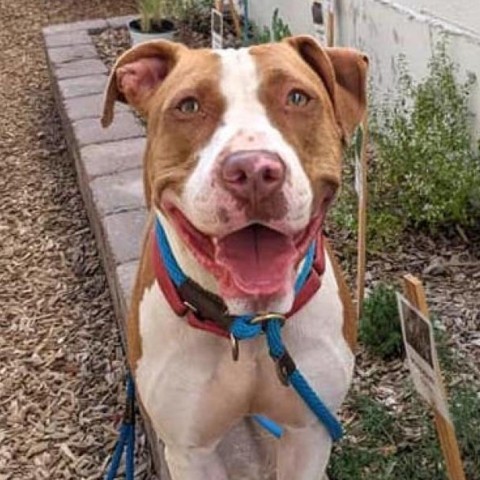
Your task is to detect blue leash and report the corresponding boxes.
[155,218,343,442]
[105,375,135,480]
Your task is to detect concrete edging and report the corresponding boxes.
[42,17,169,479]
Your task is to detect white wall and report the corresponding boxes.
[391,0,479,34]
[247,0,480,138]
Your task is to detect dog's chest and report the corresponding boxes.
[134,255,353,445]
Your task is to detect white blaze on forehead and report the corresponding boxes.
[183,47,312,225]
[218,48,267,126]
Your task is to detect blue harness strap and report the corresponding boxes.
[155,218,343,442]
[105,374,135,480]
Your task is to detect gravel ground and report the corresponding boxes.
[0,1,159,479]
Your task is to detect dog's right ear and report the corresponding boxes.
[101,40,186,128]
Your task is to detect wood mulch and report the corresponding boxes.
[3,2,477,475]
[0,1,157,479]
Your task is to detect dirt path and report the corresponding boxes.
[0,2,155,479]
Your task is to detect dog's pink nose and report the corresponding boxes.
[221,150,286,201]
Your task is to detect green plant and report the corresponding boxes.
[329,335,480,479]
[372,44,480,232]
[137,0,194,32]
[253,8,292,44]
[138,0,162,32]
[328,393,442,480]
[330,386,480,479]
[174,0,211,32]
[332,43,480,248]
[359,283,404,359]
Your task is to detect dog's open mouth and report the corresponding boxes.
[164,205,322,298]
[216,224,296,295]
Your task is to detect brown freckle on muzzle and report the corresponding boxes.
[217,207,230,223]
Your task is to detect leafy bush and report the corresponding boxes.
[332,43,480,247]
[359,283,404,359]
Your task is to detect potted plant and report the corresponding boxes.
[128,0,178,46]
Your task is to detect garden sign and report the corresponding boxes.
[399,275,466,480]
[211,8,223,49]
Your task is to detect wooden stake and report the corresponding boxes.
[403,275,466,480]
[355,117,368,319]
[228,0,242,39]
[327,7,335,46]
[324,0,367,321]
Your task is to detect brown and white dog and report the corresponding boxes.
[102,36,367,480]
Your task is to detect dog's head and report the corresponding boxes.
[102,37,368,313]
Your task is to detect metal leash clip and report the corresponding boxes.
[275,350,296,387]
[230,333,239,362]
[250,312,286,326]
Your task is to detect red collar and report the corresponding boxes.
[151,229,326,338]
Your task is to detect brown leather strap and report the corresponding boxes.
[178,278,234,331]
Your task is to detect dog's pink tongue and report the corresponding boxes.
[216,225,296,295]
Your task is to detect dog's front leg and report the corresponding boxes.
[276,424,332,480]
[164,443,228,480]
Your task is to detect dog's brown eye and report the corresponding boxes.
[177,97,200,114]
[287,90,310,107]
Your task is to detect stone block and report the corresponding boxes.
[59,74,107,99]
[54,59,107,80]
[44,30,92,48]
[90,168,145,216]
[103,209,147,265]
[73,112,144,147]
[64,94,100,121]
[43,19,107,35]
[81,137,145,179]
[49,44,98,65]
[64,93,129,121]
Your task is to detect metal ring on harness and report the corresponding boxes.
[250,312,287,325]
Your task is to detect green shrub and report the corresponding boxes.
[332,43,480,247]
[359,283,404,359]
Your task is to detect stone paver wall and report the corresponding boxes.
[42,18,173,479]
[43,17,144,336]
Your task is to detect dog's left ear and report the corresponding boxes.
[285,36,368,139]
